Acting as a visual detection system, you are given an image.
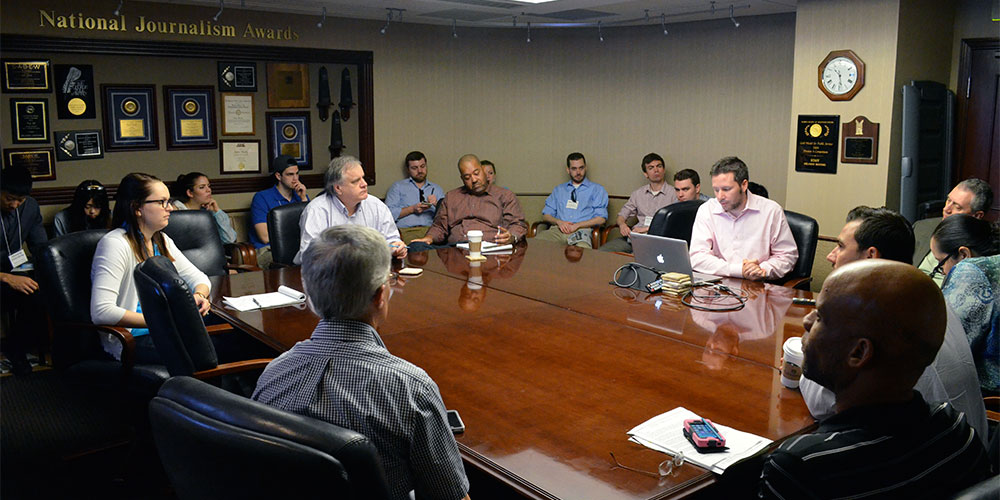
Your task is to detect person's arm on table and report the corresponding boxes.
[689,208,741,277]
[165,234,212,316]
[500,192,527,243]
[413,199,448,245]
[757,212,798,280]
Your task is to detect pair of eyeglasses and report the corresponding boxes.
[930,254,953,278]
[387,272,399,286]
[143,198,170,209]
[609,451,685,478]
[85,184,105,191]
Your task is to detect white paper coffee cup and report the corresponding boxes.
[468,230,483,256]
[781,337,804,389]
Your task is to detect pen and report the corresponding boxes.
[252,297,262,309]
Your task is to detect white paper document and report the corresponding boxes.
[223,285,307,311]
[626,407,772,474]
[456,241,513,254]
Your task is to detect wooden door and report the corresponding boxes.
[955,38,999,220]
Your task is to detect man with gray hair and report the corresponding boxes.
[254,225,471,500]
[294,155,406,264]
[916,178,994,286]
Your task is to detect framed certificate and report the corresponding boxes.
[54,130,103,161]
[9,98,49,144]
[221,93,255,135]
[102,84,159,151]
[218,61,257,92]
[266,63,309,108]
[2,59,51,93]
[266,111,311,170]
[219,140,261,174]
[163,86,217,149]
[3,148,55,181]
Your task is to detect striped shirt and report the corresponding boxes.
[252,319,469,500]
[759,392,988,500]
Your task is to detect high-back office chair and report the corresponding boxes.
[34,229,169,394]
[777,210,819,290]
[162,210,228,277]
[149,376,393,500]
[647,200,706,245]
[133,256,270,379]
[266,202,307,267]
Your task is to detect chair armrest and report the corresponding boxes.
[76,323,137,370]
[590,227,602,249]
[225,263,262,273]
[192,358,273,379]
[775,276,812,290]
[224,242,258,268]
[528,221,550,238]
[205,323,236,336]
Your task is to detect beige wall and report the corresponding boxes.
[1,0,795,216]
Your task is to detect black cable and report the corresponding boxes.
[680,283,748,312]
[610,262,658,289]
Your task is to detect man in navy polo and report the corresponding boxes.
[249,155,309,268]
[535,152,608,248]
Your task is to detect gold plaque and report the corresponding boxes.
[183,99,199,115]
[179,119,204,137]
[280,143,300,157]
[67,97,87,116]
[119,119,145,138]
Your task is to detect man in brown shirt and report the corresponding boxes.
[413,154,527,245]
[601,153,679,253]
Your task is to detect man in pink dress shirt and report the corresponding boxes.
[689,156,798,280]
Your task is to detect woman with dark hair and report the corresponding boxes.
[53,180,110,236]
[171,172,237,244]
[90,173,211,363]
[932,214,1000,392]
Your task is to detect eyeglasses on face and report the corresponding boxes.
[609,451,685,478]
[143,198,171,209]
[930,254,953,278]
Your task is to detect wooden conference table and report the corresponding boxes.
[208,240,817,500]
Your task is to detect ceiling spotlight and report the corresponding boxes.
[452,18,458,38]
[213,0,224,21]
[711,1,716,16]
[598,21,604,42]
[113,0,123,16]
[661,13,668,35]
[527,21,531,43]
[512,15,517,27]
[730,4,740,27]
[380,9,391,35]
[317,6,326,28]
[644,9,650,23]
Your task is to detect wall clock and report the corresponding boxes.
[818,49,865,101]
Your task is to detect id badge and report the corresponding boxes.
[565,200,579,210]
[8,249,27,269]
[643,216,653,226]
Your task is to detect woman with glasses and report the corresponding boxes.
[90,173,211,363]
[53,180,110,236]
[932,214,1000,392]
[170,172,237,244]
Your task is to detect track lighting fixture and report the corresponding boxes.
[452,18,458,38]
[213,0,224,21]
[729,4,740,27]
[113,0,123,16]
[598,21,604,42]
[380,9,391,35]
[317,6,326,28]
[661,13,668,35]
[527,21,531,43]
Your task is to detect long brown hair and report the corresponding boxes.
[110,173,174,263]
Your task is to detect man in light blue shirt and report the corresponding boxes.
[535,152,608,248]
[295,156,406,264]
[384,151,445,243]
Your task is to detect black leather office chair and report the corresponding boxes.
[948,476,1000,500]
[133,256,270,380]
[34,229,168,394]
[162,210,228,277]
[149,376,393,500]
[647,200,705,245]
[777,210,819,290]
[266,202,307,267]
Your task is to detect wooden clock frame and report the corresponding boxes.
[818,49,865,101]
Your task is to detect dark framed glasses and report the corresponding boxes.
[930,254,953,278]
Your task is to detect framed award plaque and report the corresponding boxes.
[54,64,97,119]
[266,63,309,108]
[9,98,49,144]
[163,86,217,150]
[220,139,261,174]
[266,111,312,170]
[2,59,51,93]
[218,61,257,92]
[102,84,159,151]
[54,130,103,161]
[3,148,56,181]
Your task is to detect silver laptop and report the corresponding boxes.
[630,232,722,283]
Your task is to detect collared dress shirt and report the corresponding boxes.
[385,177,445,228]
[689,193,798,279]
[618,184,679,230]
[424,185,527,244]
[249,185,306,248]
[253,319,470,500]
[759,393,988,499]
[294,193,402,264]
[542,178,608,224]
[799,305,988,445]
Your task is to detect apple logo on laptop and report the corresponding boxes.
[657,254,665,264]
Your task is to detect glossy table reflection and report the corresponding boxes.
[209,240,816,500]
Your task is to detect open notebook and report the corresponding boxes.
[223,285,306,311]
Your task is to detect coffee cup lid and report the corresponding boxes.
[783,336,803,354]
[467,230,483,237]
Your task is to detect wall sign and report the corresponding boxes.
[840,115,879,165]
[795,115,839,174]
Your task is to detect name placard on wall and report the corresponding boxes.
[795,115,839,174]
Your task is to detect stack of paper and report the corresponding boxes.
[456,241,513,254]
[627,407,772,474]
[223,285,307,312]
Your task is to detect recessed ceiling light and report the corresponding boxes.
[510,0,558,4]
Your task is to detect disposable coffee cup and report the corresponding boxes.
[468,230,483,257]
[781,337,803,389]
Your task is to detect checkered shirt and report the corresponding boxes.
[252,319,469,500]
